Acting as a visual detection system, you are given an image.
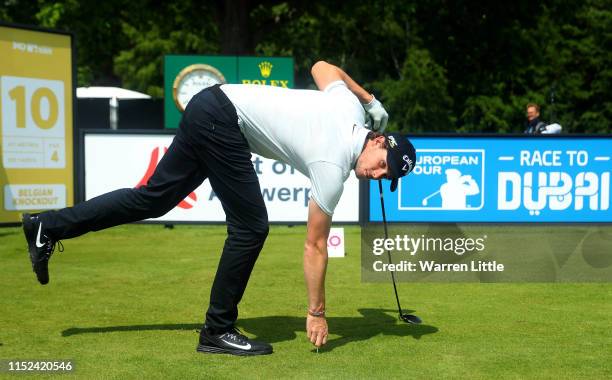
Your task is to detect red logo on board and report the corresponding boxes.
[135,147,197,209]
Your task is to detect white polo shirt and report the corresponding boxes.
[221,81,369,215]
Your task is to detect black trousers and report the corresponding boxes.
[40,85,269,334]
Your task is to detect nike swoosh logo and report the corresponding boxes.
[35,222,45,248]
[224,341,251,350]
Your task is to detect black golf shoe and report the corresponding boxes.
[197,326,273,356]
[22,213,63,285]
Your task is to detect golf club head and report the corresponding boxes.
[400,313,422,324]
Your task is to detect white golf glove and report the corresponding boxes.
[363,95,389,132]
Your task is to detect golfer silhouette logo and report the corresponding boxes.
[422,169,480,209]
[135,146,198,209]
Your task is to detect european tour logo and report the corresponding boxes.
[398,149,485,211]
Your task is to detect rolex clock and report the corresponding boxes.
[172,64,226,111]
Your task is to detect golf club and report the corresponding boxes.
[421,189,441,206]
[378,180,422,324]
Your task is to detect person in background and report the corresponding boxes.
[524,103,547,134]
[524,102,562,134]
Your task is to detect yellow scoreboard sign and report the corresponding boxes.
[0,24,74,224]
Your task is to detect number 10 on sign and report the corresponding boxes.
[1,76,65,169]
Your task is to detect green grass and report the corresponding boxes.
[1,224,611,379]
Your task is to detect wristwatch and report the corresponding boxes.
[172,64,226,111]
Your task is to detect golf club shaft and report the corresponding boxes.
[423,189,441,202]
[378,180,404,316]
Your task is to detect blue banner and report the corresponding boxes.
[370,137,612,222]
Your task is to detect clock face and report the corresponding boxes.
[173,64,226,111]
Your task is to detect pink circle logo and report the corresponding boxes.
[328,235,342,247]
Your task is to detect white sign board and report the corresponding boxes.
[327,227,345,257]
[84,133,360,222]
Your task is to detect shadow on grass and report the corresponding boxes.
[62,308,438,352]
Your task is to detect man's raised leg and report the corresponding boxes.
[22,128,206,284]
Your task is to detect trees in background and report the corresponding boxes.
[1,0,609,132]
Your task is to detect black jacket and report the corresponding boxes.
[524,118,547,134]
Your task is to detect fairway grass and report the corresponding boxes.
[1,224,611,379]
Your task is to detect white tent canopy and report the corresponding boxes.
[77,86,151,99]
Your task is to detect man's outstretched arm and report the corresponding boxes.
[304,199,332,348]
[311,60,389,132]
[311,60,373,103]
